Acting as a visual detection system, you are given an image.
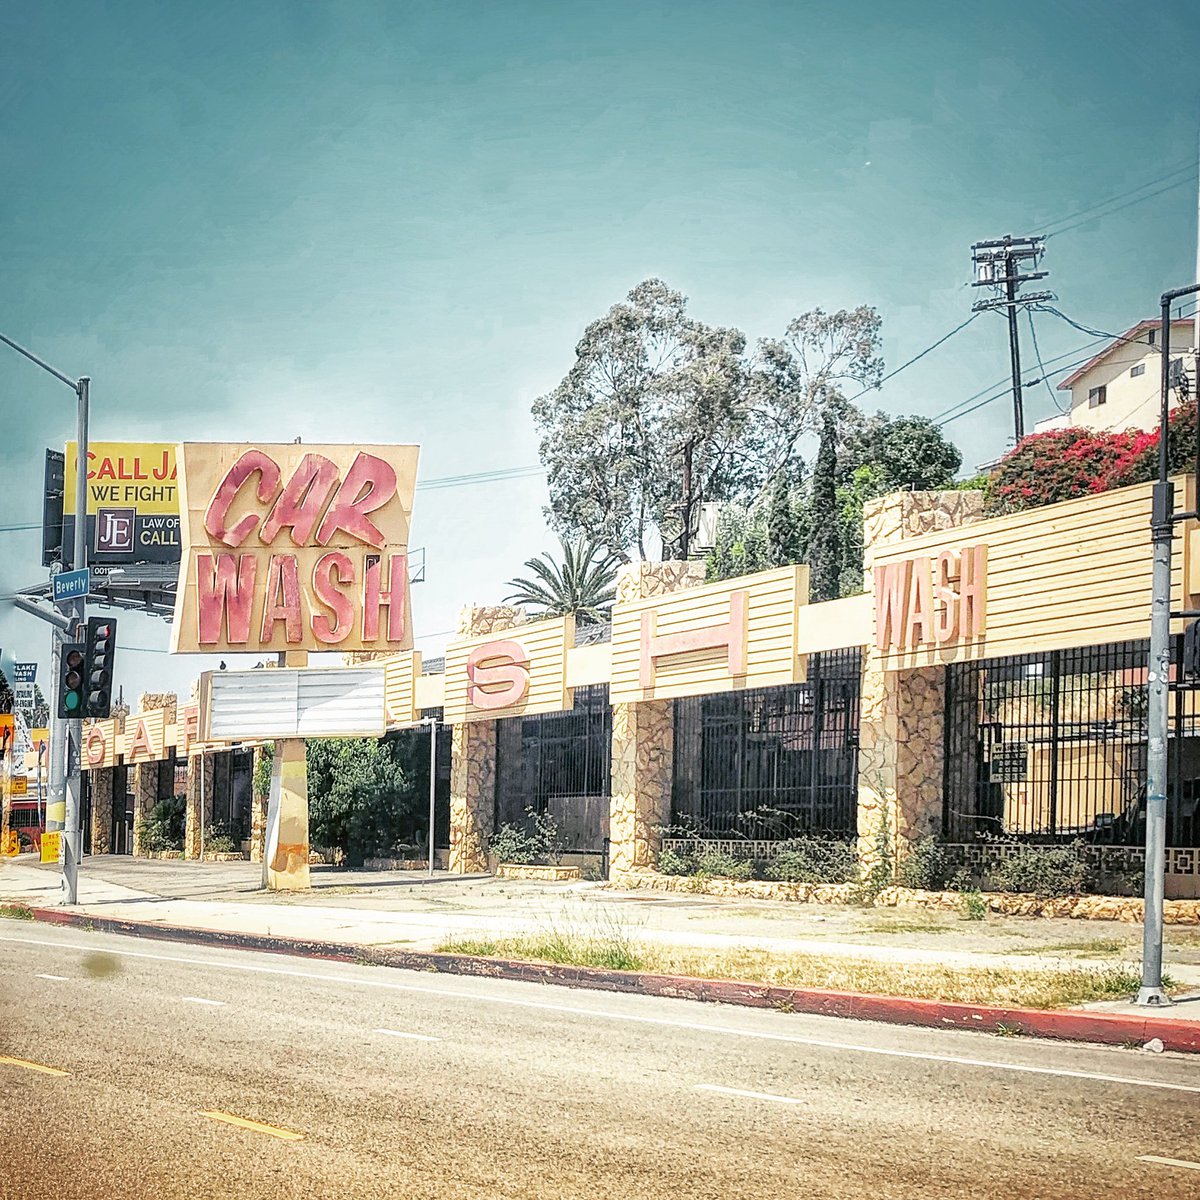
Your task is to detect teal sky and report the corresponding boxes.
[2,1,1198,697]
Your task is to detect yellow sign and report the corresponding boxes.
[0,714,13,757]
[31,727,49,751]
[9,777,27,797]
[0,831,18,858]
[40,831,60,864]
[65,441,179,516]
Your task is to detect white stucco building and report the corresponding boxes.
[1035,316,1197,434]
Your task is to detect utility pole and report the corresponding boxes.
[679,439,695,560]
[0,331,90,904]
[1140,280,1200,1007]
[970,235,1054,445]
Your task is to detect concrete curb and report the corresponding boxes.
[22,906,1200,1054]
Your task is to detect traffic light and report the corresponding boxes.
[57,642,86,719]
[83,617,117,718]
[1185,620,1200,683]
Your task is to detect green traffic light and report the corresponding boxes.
[64,691,81,711]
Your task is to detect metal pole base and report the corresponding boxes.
[1135,986,1174,1008]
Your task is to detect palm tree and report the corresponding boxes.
[504,537,620,623]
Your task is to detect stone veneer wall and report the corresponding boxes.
[858,491,985,874]
[608,561,706,875]
[89,768,114,856]
[184,752,215,860]
[129,693,179,858]
[447,603,525,873]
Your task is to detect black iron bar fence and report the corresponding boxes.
[671,648,862,839]
[943,637,1200,849]
[494,684,611,851]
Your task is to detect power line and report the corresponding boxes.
[1026,309,1066,413]
[846,313,980,402]
[417,465,543,490]
[1046,175,1197,239]
[1039,160,1196,237]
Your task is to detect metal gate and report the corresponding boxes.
[494,685,612,852]
[943,637,1200,848]
[671,648,861,839]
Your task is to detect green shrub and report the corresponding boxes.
[897,837,954,891]
[657,846,697,876]
[139,794,186,852]
[489,809,563,866]
[204,823,239,855]
[763,837,857,884]
[693,849,752,880]
[960,890,988,921]
[987,841,1093,898]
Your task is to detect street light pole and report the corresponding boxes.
[0,331,90,904]
[1139,282,1200,1007]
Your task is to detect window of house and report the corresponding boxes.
[1149,329,1156,345]
[1131,363,1146,378]
[1088,385,1107,408]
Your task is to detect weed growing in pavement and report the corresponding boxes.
[434,937,1156,1009]
[993,1022,1023,1038]
[0,903,33,921]
[959,891,988,921]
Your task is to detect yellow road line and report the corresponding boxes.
[0,1055,70,1077]
[200,1111,305,1142]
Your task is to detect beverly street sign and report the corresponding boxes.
[51,567,90,606]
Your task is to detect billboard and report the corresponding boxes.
[62,442,180,569]
[171,442,419,655]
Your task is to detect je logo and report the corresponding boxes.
[96,508,136,553]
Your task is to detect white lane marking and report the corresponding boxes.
[374,1028,440,1042]
[34,973,69,981]
[182,996,226,1007]
[3,931,1198,1096]
[697,1084,803,1105]
[1139,1155,1200,1171]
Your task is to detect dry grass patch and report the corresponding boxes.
[438,933,1151,1009]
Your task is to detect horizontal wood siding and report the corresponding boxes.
[870,477,1195,670]
[383,652,422,727]
[610,565,807,703]
[443,615,573,724]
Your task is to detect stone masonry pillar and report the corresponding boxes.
[129,762,159,858]
[608,561,706,876]
[185,751,214,860]
[858,490,984,876]
[448,604,526,874]
[89,768,114,856]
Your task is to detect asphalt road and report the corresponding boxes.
[1,923,1199,1199]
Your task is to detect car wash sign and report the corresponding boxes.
[171,443,419,655]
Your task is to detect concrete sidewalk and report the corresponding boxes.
[5,855,1200,986]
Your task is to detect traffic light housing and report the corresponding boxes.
[1184,620,1200,683]
[57,642,86,719]
[83,617,117,718]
